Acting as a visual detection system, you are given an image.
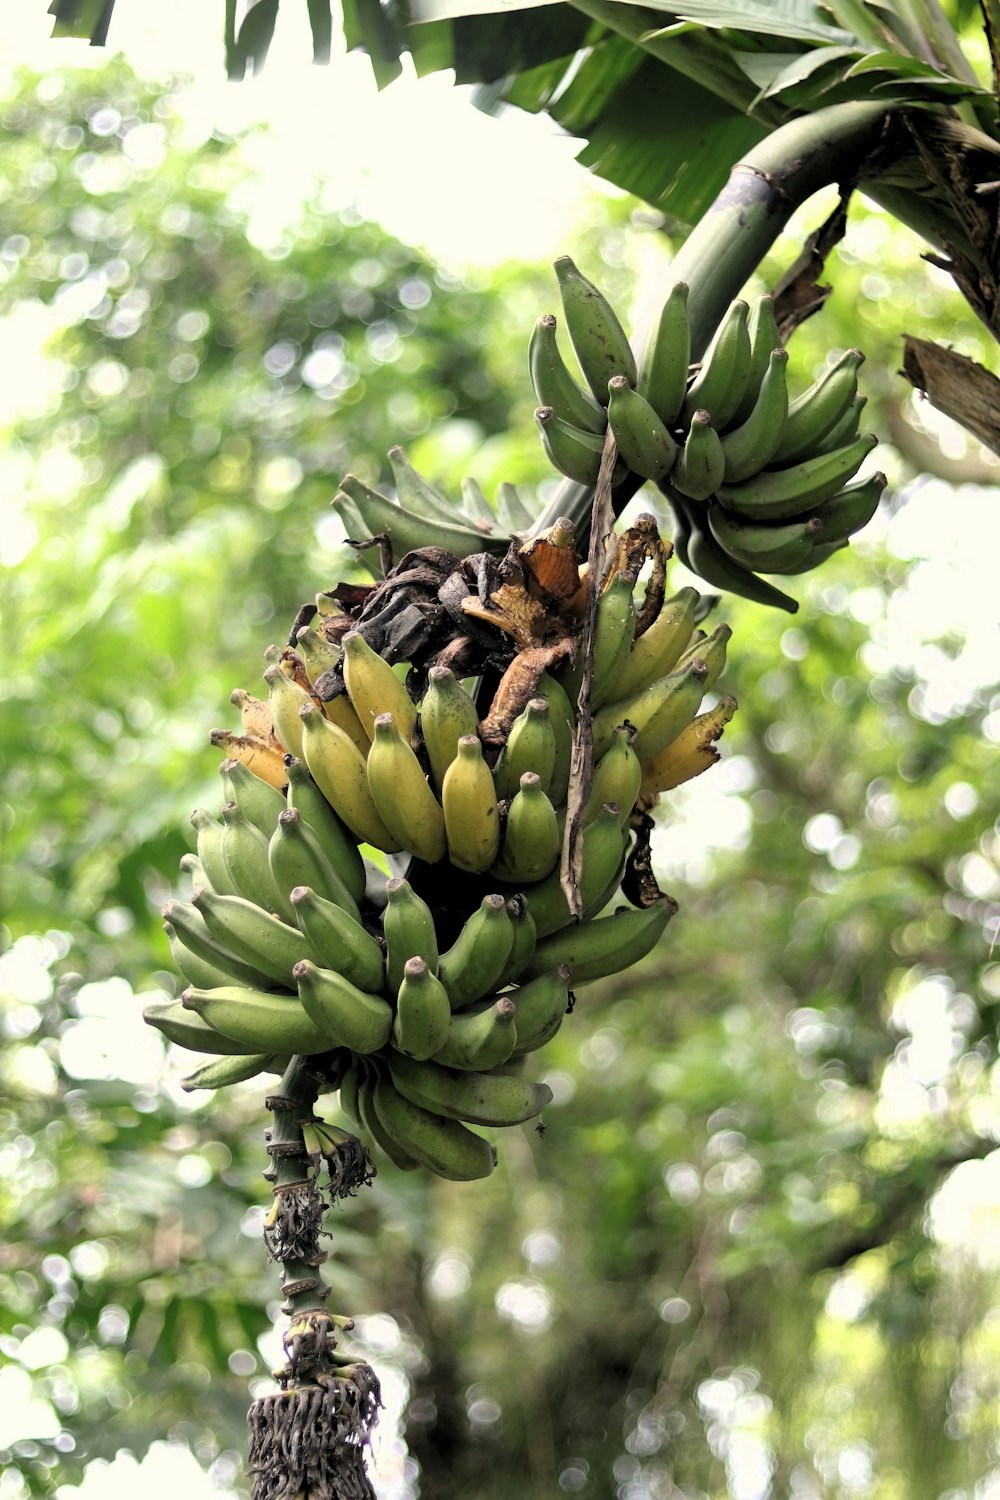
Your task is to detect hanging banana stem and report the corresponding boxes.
[247,1055,382,1500]
[533,99,901,543]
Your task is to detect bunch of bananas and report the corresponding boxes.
[530,256,886,612]
[148,516,737,1182]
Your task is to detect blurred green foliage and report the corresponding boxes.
[1,59,999,1500]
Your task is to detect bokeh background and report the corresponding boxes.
[2,8,1000,1498]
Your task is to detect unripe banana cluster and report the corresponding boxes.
[148,520,737,1182]
[530,256,886,614]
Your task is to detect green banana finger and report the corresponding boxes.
[730,292,781,426]
[284,756,366,906]
[438,893,514,1008]
[636,279,690,426]
[164,918,237,991]
[191,887,310,986]
[493,773,561,884]
[584,726,642,826]
[181,984,333,1054]
[459,475,497,529]
[372,1074,497,1181]
[392,955,452,1060]
[268,806,362,923]
[707,504,821,573]
[607,376,677,482]
[523,805,630,938]
[501,893,537,986]
[508,965,573,1054]
[144,997,268,1055]
[356,1063,422,1170]
[220,802,290,918]
[771,348,864,465]
[163,898,283,991]
[299,701,402,853]
[718,347,790,484]
[715,433,877,521]
[495,481,536,533]
[614,586,700,699]
[683,509,800,613]
[807,471,886,543]
[190,808,241,898]
[592,655,709,762]
[671,409,725,502]
[419,665,481,793]
[529,313,608,434]
[433,995,518,1071]
[294,959,394,1054]
[289,885,386,994]
[536,405,605,486]
[387,1051,552,1127]
[382,876,439,995]
[493,698,557,802]
[388,445,458,526]
[224,756,287,837]
[681,299,751,430]
[532,673,575,804]
[334,476,505,565]
[523,897,676,985]
[180,1052,284,1092]
[553,254,637,401]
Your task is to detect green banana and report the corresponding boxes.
[162,899,281,990]
[337,1060,364,1129]
[716,433,877,521]
[388,445,457,525]
[459,475,497,529]
[493,698,557,802]
[535,405,605,486]
[508,965,573,1054]
[731,292,782,426]
[387,1051,551,1127]
[682,509,800,613]
[681,299,751,430]
[181,984,333,1054]
[811,393,866,457]
[418,665,481,793]
[522,806,630,938]
[334,475,506,564]
[493,773,561,884]
[674,620,731,694]
[501,893,537,985]
[180,852,208,890]
[613,586,700,699]
[268,806,361,923]
[523,897,676,985]
[434,995,518,1071]
[299,701,402,852]
[671,409,725,502]
[355,1063,421,1170]
[367,712,447,865]
[592,655,708,761]
[606,376,677,481]
[553,254,637,401]
[293,959,394,1053]
[144,996,266,1055]
[223,756,287,837]
[636,279,690,426]
[529,313,608,434]
[382,876,439,995]
[289,884,385,994]
[495,481,536,533]
[284,756,366,905]
[769,538,848,575]
[191,887,310,987]
[771,348,864,465]
[180,1052,283,1092]
[391,955,452,1060]
[220,801,290,917]
[441,734,501,874]
[293,624,341,684]
[532,673,575,804]
[808,471,886,542]
[164,918,236,990]
[342,630,417,742]
[263,662,313,760]
[438,893,514,1008]
[372,1074,497,1181]
[718,348,790,484]
[584,725,641,825]
[190,808,240,897]
[707,504,822,573]
[590,566,639,708]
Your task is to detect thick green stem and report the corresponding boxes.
[265,1056,330,1320]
